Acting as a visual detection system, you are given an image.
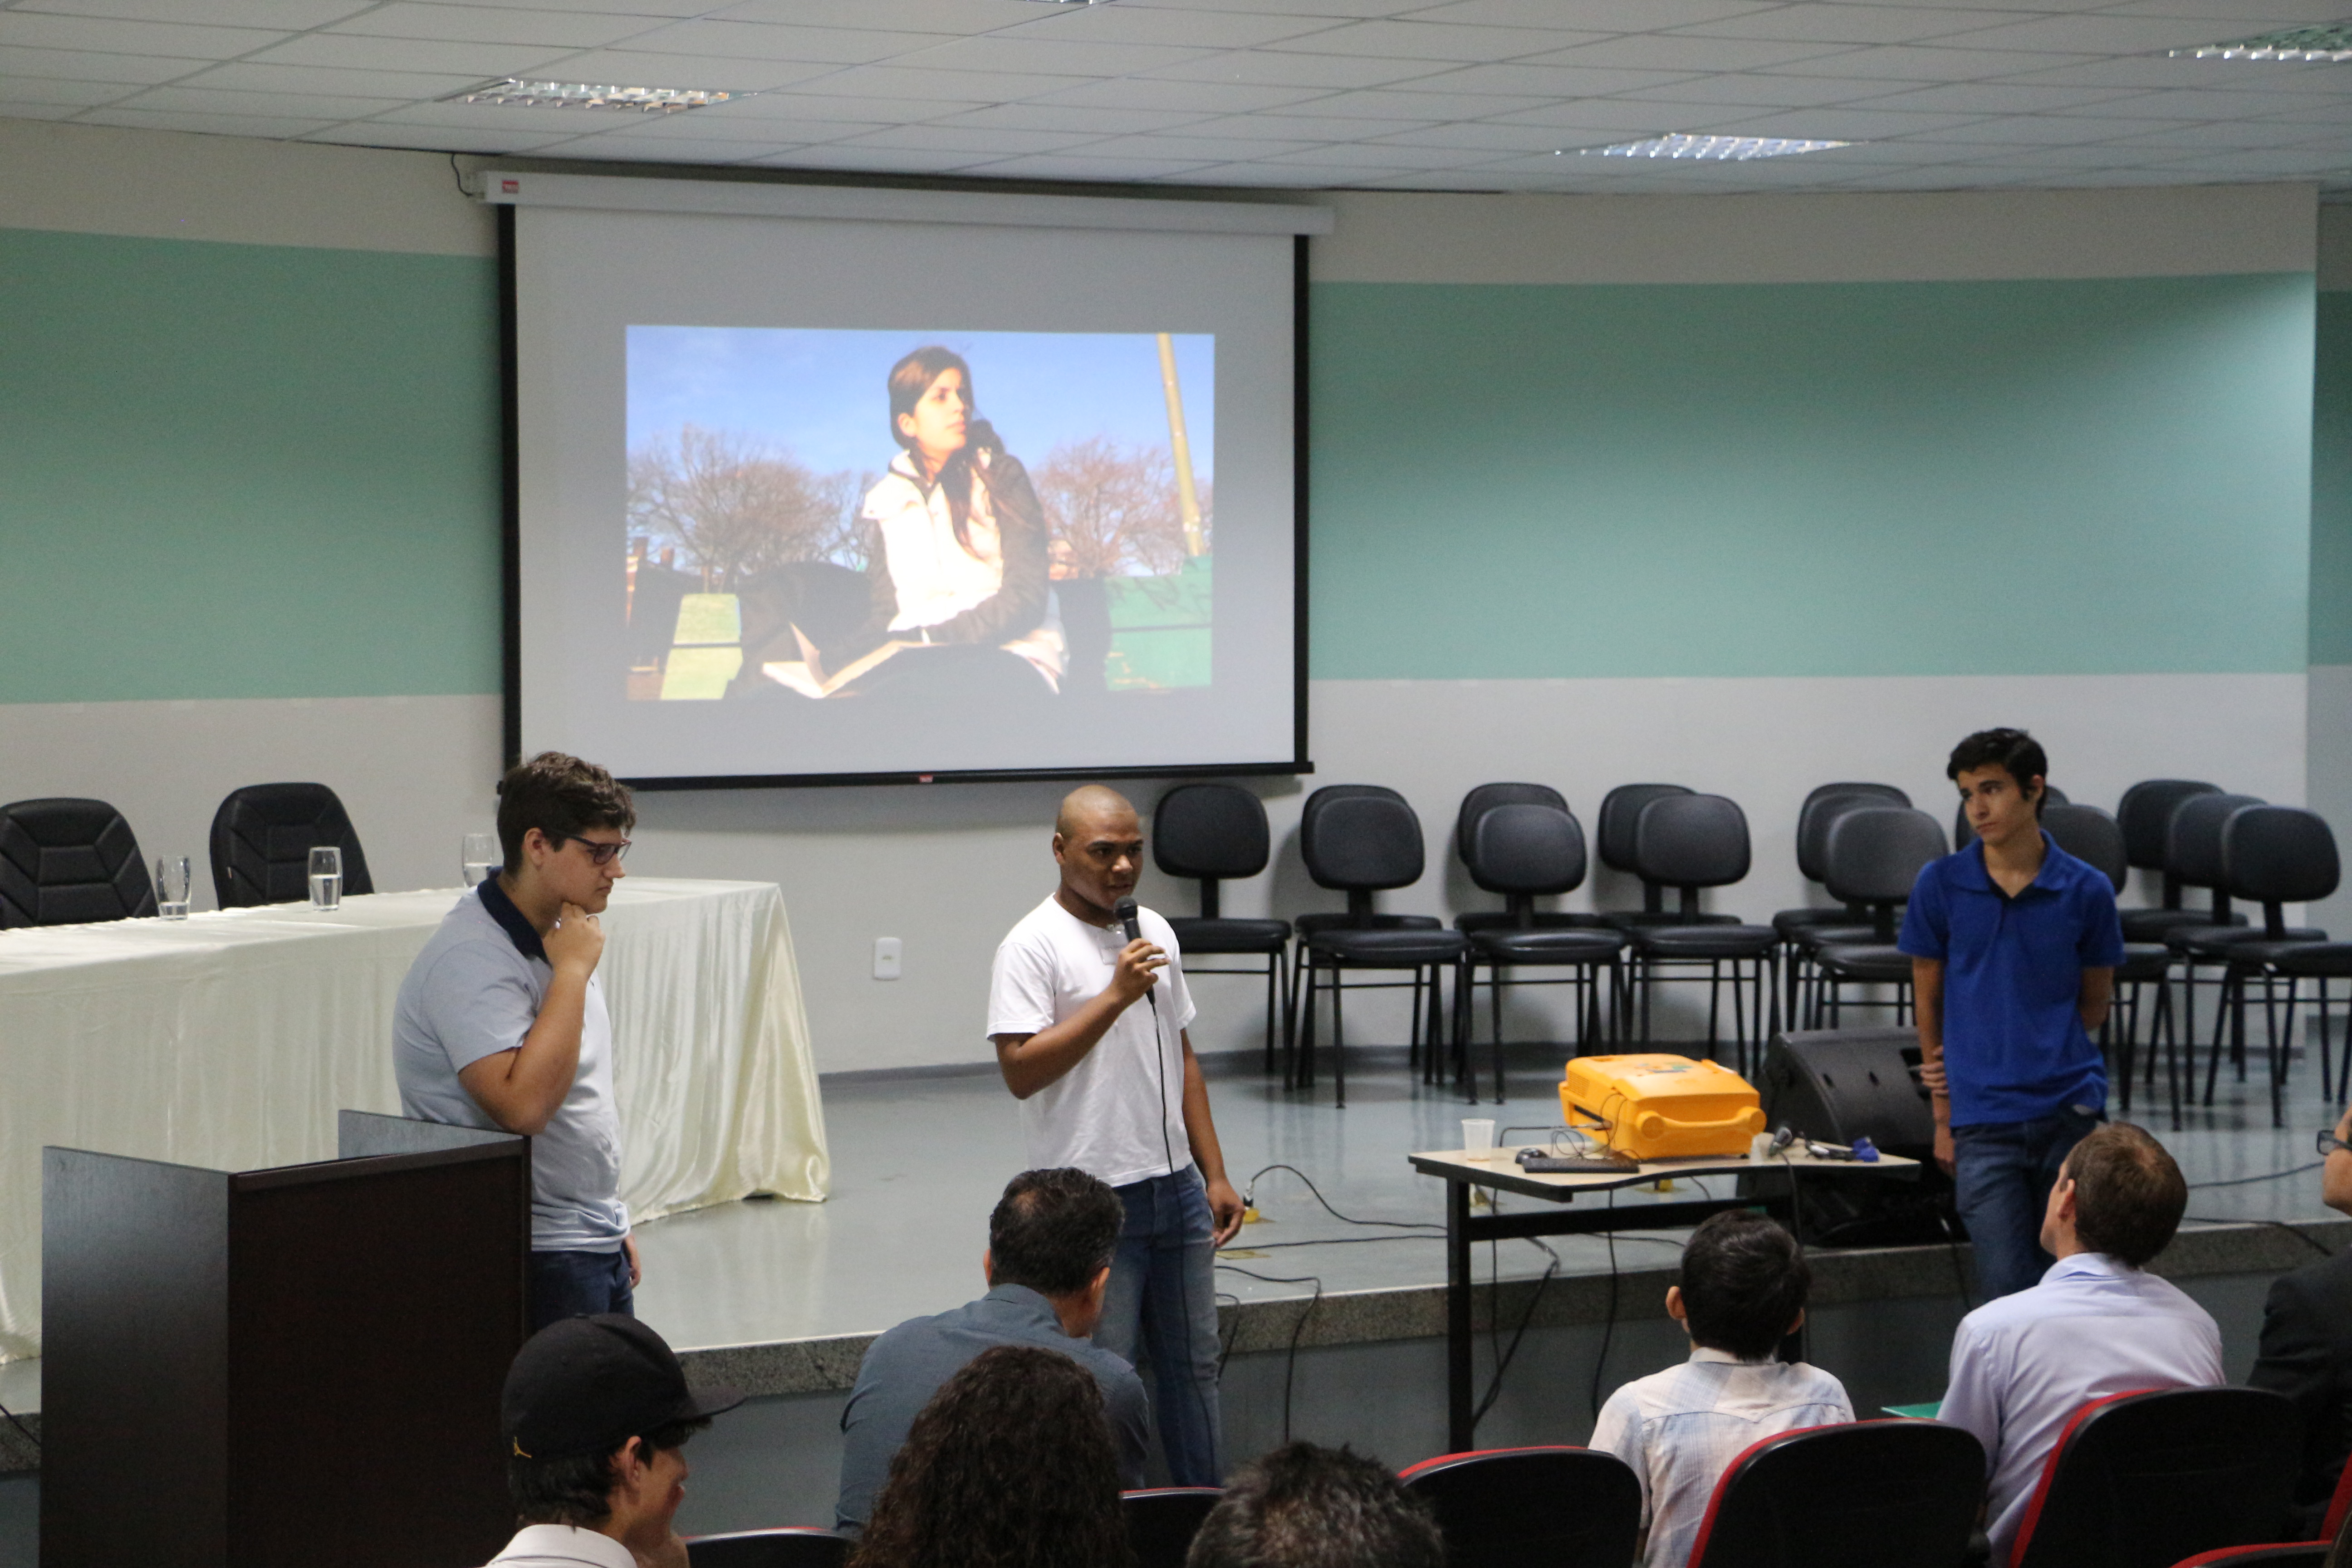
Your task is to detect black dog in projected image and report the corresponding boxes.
[728,345,1082,708]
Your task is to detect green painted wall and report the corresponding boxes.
[2313,290,2352,667]
[1310,274,2315,680]
[0,227,500,702]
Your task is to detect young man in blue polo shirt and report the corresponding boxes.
[1900,728,2124,1301]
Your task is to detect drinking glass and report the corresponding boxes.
[1461,1117,1497,1161]
[155,856,191,921]
[309,845,343,911]
[462,833,498,888]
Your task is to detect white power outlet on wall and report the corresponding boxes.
[873,936,902,980]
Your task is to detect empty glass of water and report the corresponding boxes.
[462,833,497,888]
[309,845,343,911]
[155,856,191,920]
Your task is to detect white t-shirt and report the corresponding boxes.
[987,896,1196,1187]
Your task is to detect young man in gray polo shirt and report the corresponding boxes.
[395,751,639,1329]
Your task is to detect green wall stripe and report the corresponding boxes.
[2313,290,2352,667]
[1309,274,2314,680]
[0,227,500,702]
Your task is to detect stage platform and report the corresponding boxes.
[2,1036,2346,1554]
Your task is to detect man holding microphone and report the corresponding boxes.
[988,785,1245,1485]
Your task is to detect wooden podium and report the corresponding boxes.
[41,1112,530,1568]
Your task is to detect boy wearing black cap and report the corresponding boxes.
[485,1314,743,1568]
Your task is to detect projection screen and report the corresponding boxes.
[494,175,1325,787]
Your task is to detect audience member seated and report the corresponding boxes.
[482,1314,743,1568]
[2250,1103,2352,1537]
[1940,1121,2220,1565]
[1591,1210,1852,1568]
[848,1343,1129,1568]
[836,1168,1148,1531]
[1187,1442,1446,1568]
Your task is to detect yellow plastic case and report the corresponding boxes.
[1558,1054,1767,1161]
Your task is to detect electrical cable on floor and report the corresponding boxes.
[1241,1163,1445,1232]
[1474,1232,1561,1429]
[1216,1263,1323,1445]
[1240,1234,1438,1250]
[2189,1161,2328,1189]
[0,1398,37,1451]
[2185,1215,2336,1258]
[1588,1187,1622,1420]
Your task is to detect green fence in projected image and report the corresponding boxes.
[1104,555,1212,691]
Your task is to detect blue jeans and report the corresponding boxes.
[529,1246,633,1332]
[1096,1169,1223,1485]
[1953,1107,2103,1302]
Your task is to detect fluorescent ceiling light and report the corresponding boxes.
[2171,24,2352,61]
[444,79,729,112]
[1577,132,1852,162]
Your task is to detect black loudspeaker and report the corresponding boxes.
[1757,1027,1957,1248]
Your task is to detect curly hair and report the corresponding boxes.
[495,751,636,870]
[850,1345,1132,1568]
[1187,1443,1444,1568]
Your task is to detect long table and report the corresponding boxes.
[1410,1144,1919,1451]
[0,878,828,1362]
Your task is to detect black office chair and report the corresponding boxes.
[1622,794,1780,1072]
[2268,943,2352,1111]
[2117,779,2227,942]
[1953,783,2068,850]
[1807,807,1946,1028]
[2190,806,2339,1126]
[1290,785,1444,1046]
[1398,1446,1641,1568]
[1776,785,1914,1019]
[1686,1420,1985,1568]
[1597,783,1738,929]
[0,796,157,927]
[1453,783,1612,934]
[2009,1387,2298,1568]
[2166,795,2322,1105]
[1295,787,1469,1106]
[1123,1487,1222,1568]
[1153,784,1291,1073]
[2043,803,2180,1122]
[1452,803,1626,1102]
[208,781,375,908]
[685,1527,852,1568]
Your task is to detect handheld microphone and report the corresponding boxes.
[1114,897,1142,944]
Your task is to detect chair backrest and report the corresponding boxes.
[1687,1420,1985,1568]
[0,796,157,928]
[1154,784,1269,920]
[686,1527,852,1568]
[2011,1387,2299,1568]
[1634,794,1752,893]
[1455,783,1568,866]
[1398,1446,1641,1568]
[1955,784,2069,851]
[1598,784,1692,875]
[2169,794,2267,895]
[2322,1444,2352,1543]
[2118,780,2223,873]
[208,781,375,908]
[1123,1487,1223,1568]
[2223,807,2341,927]
[1821,808,1946,918]
[1465,804,1588,900]
[2043,803,2129,892]
[1797,786,1911,884]
[1300,786,1426,899]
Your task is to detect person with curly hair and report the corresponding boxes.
[849,1344,1133,1568]
[1186,1442,1445,1568]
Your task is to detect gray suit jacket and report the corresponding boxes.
[834,1283,1151,1530]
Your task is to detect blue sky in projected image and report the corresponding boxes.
[627,327,1214,485]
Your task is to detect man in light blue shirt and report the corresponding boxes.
[1940,1122,2220,1565]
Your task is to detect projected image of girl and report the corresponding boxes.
[862,346,1064,693]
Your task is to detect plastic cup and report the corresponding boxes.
[1462,1118,1497,1160]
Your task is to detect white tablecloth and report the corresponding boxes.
[0,877,828,1361]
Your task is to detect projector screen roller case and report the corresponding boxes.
[502,179,1316,786]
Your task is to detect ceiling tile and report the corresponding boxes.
[77,105,337,134]
[1847,82,2152,114]
[707,0,1036,31]
[1390,62,1712,95]
[1367,119,1583,150]
[1398,0,1776,28]
[1612,70,1925,107]
[1484,99,1698,130]
[2262,102,2352,127]
[1258,20,1607,60]
[749,142,993,172]
[108,82,406,116]
[1284,86,1549,118]
[1693,106,1992,138]
[559,106,828,140]
[765,63,1076,101]
[0,98,85,117]
[885,35,1225,76]
[1753,44,2092,82]
[1129,0,1432,17]
[1667,5,2012,45]
[2101,0,2352,18]
[1071,131,1320,158]
[619,20,959,64]
[177,60,484,96]
[372,98,658,132]
[532,136,761,160]
[825,122,1106,154]
[506,51,835,92]
[1915,14,2259,55]
[1263,138,1494,166]
[0,13,284,58]
[999,6,1346,48]
[1139,49,1446,88]
[243,34,577,74]
[2059,87,2347,118]
[1996,58,2295,92]
[0,43,197,83]
[323,4,666,48]
[0,72,141,104]
[1900,113,2180,145]
[1180,109,1433,140]
[2112,120,2352,149]
[303,120,580,151]
[423,0,716,13]
[955,152,1230,178]
[11,0,368,25]
[1521,34,1858,72]
[929,103,1218,133]
[1027,77,1332,112]
[715,91,979,122]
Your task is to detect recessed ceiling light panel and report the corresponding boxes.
[2171,24,2352,62]
[1577,132,1852,162]
[443,79,730,112]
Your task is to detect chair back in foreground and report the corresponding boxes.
[2168,794,2268,922]
[1686,1420,1984,1568]
[2167,1548,2330,1568]
[1796,786,1911,885]
[1634,794,1754,921]
[1465,804,1588,926]
[0,796,156,927]
[2223,807,2341,941]
[2011,1387,2299,1568]
[1154,783,1271,921]
[1455,782,1568,866]
[2119,780,2224,885]
[1123,1486,1223,1568]
[1398,1446,1640,1568]
[1300,785,1427,925]
[2045,804,2130,892]
[685,1527,852,1568]
[1820,808,1946,940]
[1598,784,1694,914]
[208,781,375,908]
[1954,784,2069,850]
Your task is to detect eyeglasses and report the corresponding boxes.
[2317,1129,2352,1157]
[552,834,631,867]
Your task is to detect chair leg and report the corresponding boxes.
[2117,981,2139,1116]
[1331,962,1347,1109]
[1263,952,1280,1077]
[1297,953,1319,1091]
[2265,969,2286,1129]
[1730,958,1748,1078]
[1491,964,1509,1105]
[1706,962,1723,1058]
[2203,966,2233,1107]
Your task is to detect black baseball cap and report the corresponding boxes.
[502,1314,744,1459]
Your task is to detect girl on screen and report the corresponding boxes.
[860,345,1064,691]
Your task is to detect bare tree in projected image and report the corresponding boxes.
[1031,436,1206,581]
[627,426,864,589]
